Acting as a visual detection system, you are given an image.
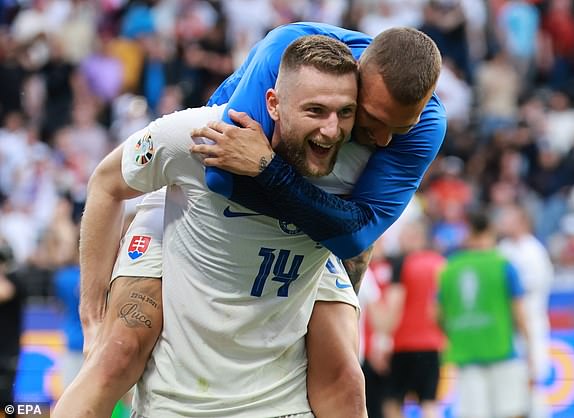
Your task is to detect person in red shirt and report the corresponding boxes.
[359,238,393,418]
[381,219,446,418]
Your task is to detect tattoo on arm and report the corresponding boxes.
[117,291,160,329]
[258,151,276,173]
[342,246,374,294]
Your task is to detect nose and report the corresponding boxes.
[319,112,340,140]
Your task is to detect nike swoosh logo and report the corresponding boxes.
[223,206,261,218]
[335,278,352,289]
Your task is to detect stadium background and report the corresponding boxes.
[0,0,574,417]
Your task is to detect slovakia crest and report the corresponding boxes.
[128,235,151,260]
[135,132,154,165]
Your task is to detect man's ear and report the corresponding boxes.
[266,88,279,121]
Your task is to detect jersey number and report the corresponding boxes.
[251,247,304,297]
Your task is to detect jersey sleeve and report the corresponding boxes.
[122,106,222,193]
[505,261,525,299]
[249,94,446,259]
[205,22,370,197]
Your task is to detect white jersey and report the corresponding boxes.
[120,105,365,417]
[498,235,554,380]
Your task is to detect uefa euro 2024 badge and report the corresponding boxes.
[135,132,154,165]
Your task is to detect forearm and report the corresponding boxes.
[512,298,532,348]
[79,185,125,326]
[342,247,374,293]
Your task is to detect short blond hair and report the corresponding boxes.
[279,35,358,78]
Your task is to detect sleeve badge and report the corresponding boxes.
[134,132,154,166]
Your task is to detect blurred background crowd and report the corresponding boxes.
[0,0,573,417]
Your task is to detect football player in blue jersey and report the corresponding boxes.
[189,24,445,417]
[55,24,445,418]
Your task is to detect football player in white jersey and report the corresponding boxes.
[54,35,365,418]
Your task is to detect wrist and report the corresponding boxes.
[80,304,103,327]
[257,150,276,175]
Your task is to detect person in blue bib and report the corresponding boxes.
[58,24,446,418]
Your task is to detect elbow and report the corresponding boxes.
[323,233,374,260]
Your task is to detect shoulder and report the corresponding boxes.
[150,105,226,137]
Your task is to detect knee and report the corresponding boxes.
[336,362,366,403]
[311,362,366,418]
[310,360,366,408]
[89,328,144,383]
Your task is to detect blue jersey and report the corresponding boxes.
[207,22,447,259]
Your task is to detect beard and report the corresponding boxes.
[275,133,340,178]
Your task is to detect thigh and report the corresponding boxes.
[388,352,410,401]
[413,351,440,402]
[308,255,361,374]
[456,366,490,418]
[362,360,389,418]
[96,276,163,356]
[489,359,529,418]
[307,300,360,369]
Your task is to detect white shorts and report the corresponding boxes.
[111,194,164,282]
[455,358,530,418]
[112,196,360,311]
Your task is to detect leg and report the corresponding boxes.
[416,351,441,418]
[384,352,407,418]
[383,399,404,418]
[53,277,162,418]
[306,301,367,418]
[362,360,386,418]
[420,401,439,418]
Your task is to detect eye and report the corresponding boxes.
[306,107,323,115]
[339,107,356,118]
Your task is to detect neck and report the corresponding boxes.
[466,234,494,250]
[270,129,281,150]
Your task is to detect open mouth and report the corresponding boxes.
[308,138,334,157]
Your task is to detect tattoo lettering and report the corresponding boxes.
[129,291,159,309]
[118,302,153,328]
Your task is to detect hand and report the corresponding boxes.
[190,109,275,177]
[0,274,15,303]
[366,333,393,375]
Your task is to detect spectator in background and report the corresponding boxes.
[0,238,25,418]
[496,0,540,90]
[39,35,75,140]
[359,237,393,418]
[53,228,83,389]
[420,0,473,83]
[540,0,574,94]
[550,212,574,285]
[475,48,521,142]
[438,211,532,418]
[382,220,445,418]
[435,59,473,136]
[0,30,28,122]
[79,27,123,104]
[425,156,472,255]
[497,204,554,418]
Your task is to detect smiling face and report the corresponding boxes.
[353,64,433,147]
[267,65,358,177]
